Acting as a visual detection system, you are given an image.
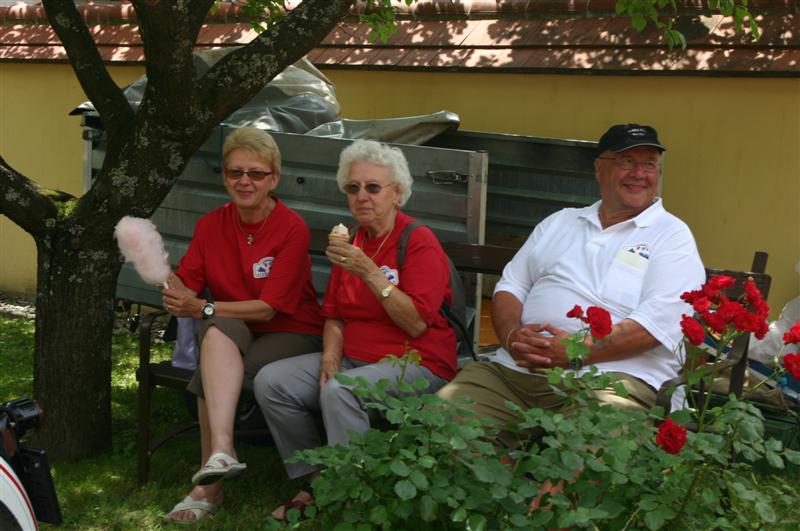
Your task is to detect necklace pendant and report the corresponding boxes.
[246,234,254,246]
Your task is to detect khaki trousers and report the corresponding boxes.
[437,360,656,449]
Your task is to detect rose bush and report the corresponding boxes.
[272,277,800,530]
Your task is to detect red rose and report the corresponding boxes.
[680,315,706,346]
[692,297,711,313]
[698,275,735,303]
[656,418,687,455]
[701,310,728,335]
[733,310,765,336]
[752,298,770,320]
[681,289,703,304]
[566,305,584,320]
[744,278,764,306]
[784,322,800,345]
[586,306,612,340]
[754,318,770,341]
[707,275,736,290]
[783,353,800,380]
[716,299,744,324]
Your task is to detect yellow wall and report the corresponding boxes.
[0,63,143,296]
[2,64,798,316]
[322,70,800,315]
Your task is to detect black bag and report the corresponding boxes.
[396,222,475,361]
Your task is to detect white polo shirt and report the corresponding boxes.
[491,198,705,391]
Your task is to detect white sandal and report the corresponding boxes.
[191,452,247,486]
[164,495,218,523]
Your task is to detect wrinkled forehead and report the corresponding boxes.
[347,161,395,183]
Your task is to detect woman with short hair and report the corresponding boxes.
[162,128,323,522]
[254,139,457,520]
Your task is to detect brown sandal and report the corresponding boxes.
[274,483,314,522]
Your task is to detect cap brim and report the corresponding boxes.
[611,142,666,153]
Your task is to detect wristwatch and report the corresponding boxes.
[380,284,394,299]
[201,302,215,320]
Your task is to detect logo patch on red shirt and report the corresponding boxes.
[253,257,274,278]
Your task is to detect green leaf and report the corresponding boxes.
[369,505,388,525]
[469,462,495,483]
[394,479,417,500]
[754,501,776,523]
[409,469,429,490]
[510,513,531,527]
[418,455,437,469]
[632,13,647,31]
[561,451,584,470]
[643,505,674,530]
[449,435,468,450]
[612,380,629,398]
[765,450,784,470]
[335,373,356,385]
[452,506,468,523]
[783,448,800,465]
[390,459,410,477]
[467,514,488,531]
[420,495,437,522]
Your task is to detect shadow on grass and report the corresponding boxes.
[1,314,316,530]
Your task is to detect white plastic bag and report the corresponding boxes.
[172,317,201,371]
[749,296,800,365]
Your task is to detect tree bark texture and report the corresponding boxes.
[32,233,121,458]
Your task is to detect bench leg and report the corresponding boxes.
[137,377,154,486]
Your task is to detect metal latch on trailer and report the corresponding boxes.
[427,170,468,184]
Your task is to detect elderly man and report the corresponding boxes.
[438,123,705,448]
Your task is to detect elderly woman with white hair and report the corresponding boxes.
[254,139,457,519]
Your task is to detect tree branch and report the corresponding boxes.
[0,157,71,238]
[130,0,217,124]
[41,0,133,133]
[196,0,354,126]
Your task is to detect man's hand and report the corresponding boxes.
[509,323,571,371]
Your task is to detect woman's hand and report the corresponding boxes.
[319,353,342,388]
[325,239,378,279]
[161,272,201,318]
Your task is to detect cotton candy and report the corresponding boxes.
[114,216,170,287]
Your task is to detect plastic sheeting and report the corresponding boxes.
[72,50,340,134]
[306,110,460,145]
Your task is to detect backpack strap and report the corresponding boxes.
[396,221,422,268]
[395,221,475,360]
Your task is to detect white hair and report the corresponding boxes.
[335,139,413,206]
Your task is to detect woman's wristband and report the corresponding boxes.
[504,327,518,353]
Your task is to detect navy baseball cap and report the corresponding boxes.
[597,124,665,154]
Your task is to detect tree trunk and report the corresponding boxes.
[31,231,121,460]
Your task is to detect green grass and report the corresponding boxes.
[0,313,312,530]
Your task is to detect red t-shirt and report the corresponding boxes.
[177,198,323,336]
[322,211,456,380]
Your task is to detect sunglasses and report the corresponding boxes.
[224,169,273,181]
[343,182,393,195]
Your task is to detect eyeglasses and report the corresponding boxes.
[597,157,660,173]
[343,182,394,195]
[224,168,273,181]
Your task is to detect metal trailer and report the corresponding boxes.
[83,120,488,351]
